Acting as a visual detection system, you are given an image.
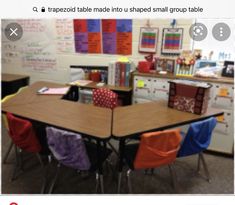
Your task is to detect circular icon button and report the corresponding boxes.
[189,23,208,41]
[4,23,23,41]
[212,23,231,41]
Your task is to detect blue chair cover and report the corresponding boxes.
[177,117,217,157]
[46,127,91,170]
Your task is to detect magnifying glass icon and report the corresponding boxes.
[33,7,38,12]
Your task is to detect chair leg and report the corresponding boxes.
[48,163,60,194]
[107,141,119,157]
[100,174,104,194]
[117,172,122,194]
[199,152,211,182]
[197,153,201,173]
[126,169,133,193]
[36,153,48,194]
[3,141,14,164]
[11,145,23,181]
[11,145,19,181]
[95,173,104,193]
[18,149,24,171]
[95,172,99,193]
[168,164,179,193]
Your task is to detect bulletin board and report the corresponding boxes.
[73,19,102,54]
[102,19,132,55]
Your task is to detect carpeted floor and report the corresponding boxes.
[1,127,234,194]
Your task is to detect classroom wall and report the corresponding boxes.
[1,19,193,84]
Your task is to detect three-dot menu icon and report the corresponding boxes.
[212,23,231,41]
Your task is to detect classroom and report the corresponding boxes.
[1,18,234,194]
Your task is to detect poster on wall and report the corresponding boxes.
[102,19,132,55]
[2,19,57,72]
[22,41,57,72]
[138,27,158,53]
[73,19,101,53]
[161,28,183,55]
[55,19,75,53]
[20,20,57,71]
[1,42,21,64]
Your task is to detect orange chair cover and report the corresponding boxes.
[134,129,182,169]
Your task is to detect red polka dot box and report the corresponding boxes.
[93,88,118,109]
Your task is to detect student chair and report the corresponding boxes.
[2,94,17,163]
[17,86,28,93]
[119,129,182,193]
[93,88,119,155]
[2,86,29,163]
[6,112,46,193]
[46,126,112,193]
[177,117,217,182]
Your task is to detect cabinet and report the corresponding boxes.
[133,76,169,103]
[133,72,234,154]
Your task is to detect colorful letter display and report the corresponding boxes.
[102,19,132,55]
[138,27,158,53]
[161,28,183,55]
[73,19,101,53]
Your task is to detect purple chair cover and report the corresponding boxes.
[46,127,91,170]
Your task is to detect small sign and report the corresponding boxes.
[218,88,228,97]
[216,115,224,122]
[137,80,145,88]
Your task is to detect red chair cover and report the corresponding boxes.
[6,113,41,153]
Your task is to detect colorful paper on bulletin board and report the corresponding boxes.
[138,27,158,53]
[161,28,183,55]
[74,19,101,53]
[102,19,132,55]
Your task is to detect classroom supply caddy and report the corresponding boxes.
[168,80,211,115]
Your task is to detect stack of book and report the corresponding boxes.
[108,61,133,87]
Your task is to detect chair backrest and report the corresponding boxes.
[6,112,41,153]
[17,86,28,93]
[46,127,91,170]
[2,87,28,130]
[177,117,217,157]
[134,129,182,169]
[93,88,118,109]
[2,94,17,130]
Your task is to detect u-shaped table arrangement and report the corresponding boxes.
[2,81,224,193]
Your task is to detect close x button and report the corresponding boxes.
[4,22,23,41]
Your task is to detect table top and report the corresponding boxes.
[2,93,112,139]
[2,73,29,82]
[112,101,224,137]
[2,81,224,139]
[2,81,68,107]
[2,81,112,138]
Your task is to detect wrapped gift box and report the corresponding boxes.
[168,80,211,115]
